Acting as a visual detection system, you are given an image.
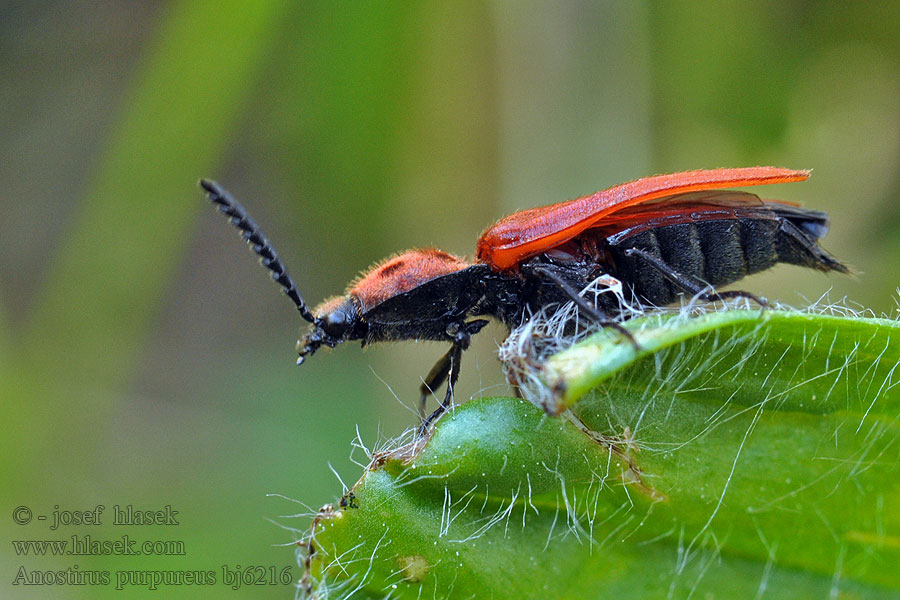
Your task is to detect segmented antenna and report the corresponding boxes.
[200,179,317,324]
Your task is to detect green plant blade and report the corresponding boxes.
[543,309,900,413]
[301,311,900,598]
[21,0,286,393]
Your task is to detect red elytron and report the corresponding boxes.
[202,167,846,431]
[476,167,811,270]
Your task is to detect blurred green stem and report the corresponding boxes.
[20,0,286,396]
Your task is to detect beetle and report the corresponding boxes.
[201,167,847,431]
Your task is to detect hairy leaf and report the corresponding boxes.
[301,311,900,598]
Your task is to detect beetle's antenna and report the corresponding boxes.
[200,179,317,324]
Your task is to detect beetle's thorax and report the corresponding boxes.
[349,249,472,312]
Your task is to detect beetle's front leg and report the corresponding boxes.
[419,347,455,419]
[418,320,489,435]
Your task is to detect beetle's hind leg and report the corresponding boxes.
[623,248,767,307]
[530,266,639,350]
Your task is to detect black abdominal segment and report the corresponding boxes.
[603,211,846,306]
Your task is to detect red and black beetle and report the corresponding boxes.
[202,167,847,430]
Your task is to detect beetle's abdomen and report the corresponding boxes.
[604,213,844,306]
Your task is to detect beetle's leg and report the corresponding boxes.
[420,343,464,435]
[623,248,767,307]
[531,266,639,349]
[418,319,489,435]
[419,347,454,419]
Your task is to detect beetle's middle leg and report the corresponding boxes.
[530,265,639,349]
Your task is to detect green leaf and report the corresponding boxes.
[301,311,900,598]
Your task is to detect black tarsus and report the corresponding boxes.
[531,266,640,350]
[200,179,317,324]
[623,247,768,307]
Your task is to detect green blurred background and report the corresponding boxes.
[2,2,899,598]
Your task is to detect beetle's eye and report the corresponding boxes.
[322,310,350,338]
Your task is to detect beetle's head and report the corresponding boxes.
[201,179,369,367]
[296,295,364,364]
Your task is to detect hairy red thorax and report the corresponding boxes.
[349,249,471,312]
